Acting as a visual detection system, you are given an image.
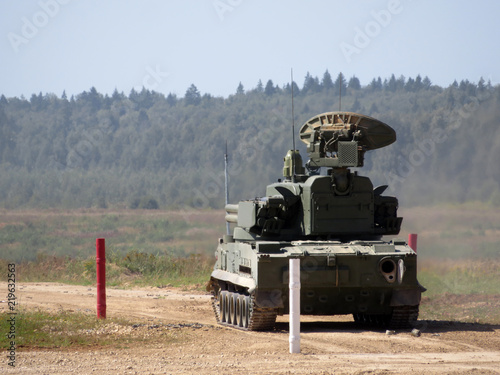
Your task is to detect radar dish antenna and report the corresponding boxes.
[299,111,396,168]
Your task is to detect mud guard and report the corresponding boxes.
[390,288,421,306]
[254,289,284,309]
[210,269,256,292]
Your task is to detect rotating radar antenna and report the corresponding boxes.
[299,111,396,169]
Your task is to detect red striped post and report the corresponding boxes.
[96,238,106,319]
[408,233,418,252]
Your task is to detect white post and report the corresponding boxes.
[224,141,230,235]
[289,258,301,354]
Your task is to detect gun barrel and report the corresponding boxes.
[225,204,239,214]
[225,214,238,223]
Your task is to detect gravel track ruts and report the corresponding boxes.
[1,282,499,374]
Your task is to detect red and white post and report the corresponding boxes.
[408,233,418,252]
[96,238,106,319]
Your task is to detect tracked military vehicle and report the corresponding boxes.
[208,112,423,331]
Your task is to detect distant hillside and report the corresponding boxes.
[0,73,499,209]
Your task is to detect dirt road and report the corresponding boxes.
[1,282,500,374]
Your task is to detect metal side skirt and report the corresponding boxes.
[210,269,256,293]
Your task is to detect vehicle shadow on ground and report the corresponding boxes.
[274,320,500,334]
[412,320,500,333]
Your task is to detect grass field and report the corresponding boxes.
[0,208,224,262]
[0,204,499,323]
[0,309,180,350]
[0,208,222,287]
[398,204,500,260]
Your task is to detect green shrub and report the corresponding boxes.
[130,196,159,209]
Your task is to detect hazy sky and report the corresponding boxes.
[2,0,499,99]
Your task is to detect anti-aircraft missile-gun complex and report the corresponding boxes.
[207,111,424,331]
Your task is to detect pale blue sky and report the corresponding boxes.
[1,0,499,98]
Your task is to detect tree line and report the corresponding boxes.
[0,71,499,209]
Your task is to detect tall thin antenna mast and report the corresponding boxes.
[224,140,230,235]
[291,69,296,183]
[338,72,342,111]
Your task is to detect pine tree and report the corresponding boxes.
[334,72,347,96]
[321,70,334,91]
[406,77,415,92]
[88,86,101,111]
[256,80,264,93]
[386,74,397,92]
[396,75,406,90]
[303,72,320,93]
[477,77,486,92]
[368,77,382,91]
[184,84,201,105]
[422,76,432,89]
[166,93,177,106]
[236,82,245,95]
[112,88,124,102]
[348,76,361,90]
[264,79,276,95]
[414,75,423,91]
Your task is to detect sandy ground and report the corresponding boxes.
[1,282,500,374]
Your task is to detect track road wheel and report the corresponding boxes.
[229,293,238,326]
[224,292,232,324]
[242,296,250,328]
[235,295,242,327]
[209,281,277,331]
[218,291,227,323]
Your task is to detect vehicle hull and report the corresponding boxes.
[209,239,422,330]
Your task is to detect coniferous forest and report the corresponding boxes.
[1,72,499,210]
